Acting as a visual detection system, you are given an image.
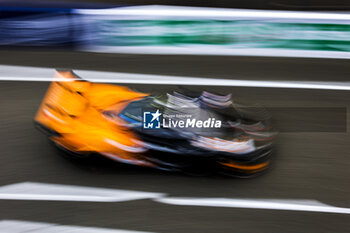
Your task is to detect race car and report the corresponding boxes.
[34,70,276,177]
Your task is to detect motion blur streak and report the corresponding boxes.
[1,65,350,91]
[3,4,350,58]
[78,6,350,58]
[0,220,153,233]
[1,182,350,215]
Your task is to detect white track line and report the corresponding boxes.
[156,197,350,215]
[85,46,350,59]
[0,220,153,233]
[1,65,350,90]
[76,5,350,22]
[1,182,350,215]
[0,182,164,202]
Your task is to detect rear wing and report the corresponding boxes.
[34,70,91,133]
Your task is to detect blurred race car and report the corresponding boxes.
[34,70,276,177]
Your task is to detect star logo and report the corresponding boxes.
[151,109,161,122]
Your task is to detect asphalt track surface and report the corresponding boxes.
[0,49,350,232]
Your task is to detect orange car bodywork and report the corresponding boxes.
[35,70,153,166]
